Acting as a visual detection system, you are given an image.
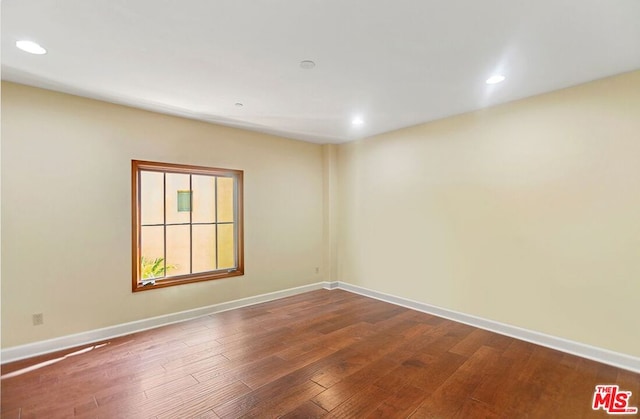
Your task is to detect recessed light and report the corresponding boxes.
[16,40,47,55]
[352,117,364,126]
[300,60,316,70]
[486,74,506,85]
[235,102,243,108]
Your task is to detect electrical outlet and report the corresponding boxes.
[32,313,44,326]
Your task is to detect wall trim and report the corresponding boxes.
[336,281,640,374]
[324,281,340,290]
[3,280,639,374]
[1,282,331,364]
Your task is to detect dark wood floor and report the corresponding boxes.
[1,290,639,418]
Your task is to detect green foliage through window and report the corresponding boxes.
[141,257,176,279]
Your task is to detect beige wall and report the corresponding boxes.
[337,70,640,357]
[3,71,639,358]
[1,82,324,347]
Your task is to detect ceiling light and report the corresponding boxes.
[352,117,364,126]
[234,102,243,107]
[300,60,316,70]
[16,40,47,55]
[486,74,506,85]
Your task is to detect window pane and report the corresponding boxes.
[217,177,235,223]
[140,225,165,279]
[192,175,215,223]
[166,173,190,225]
[177,191,192,212]
[166,225,190,277]
[217,224,235,269]
[192,224,216,273]
[140,171,164,225]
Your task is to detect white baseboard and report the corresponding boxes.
[1,281,330,364]
[4,280,639,374]
[323,281,340,290]
[336,281,640,374]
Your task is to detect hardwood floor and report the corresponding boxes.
[1,289,639,418]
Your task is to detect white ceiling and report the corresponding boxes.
[2,0,640,144]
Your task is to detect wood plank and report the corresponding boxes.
[409,346,503,417]
[322,383,390,418]
[155,380,250,419]
[279,401,327,419]
[312,357,399,411]
[365,384,426,418]
[212,379,324,418]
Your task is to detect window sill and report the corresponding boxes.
[132,269,244,292]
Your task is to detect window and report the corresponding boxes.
[131,160,244,291]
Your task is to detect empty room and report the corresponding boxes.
[1,0,639,418]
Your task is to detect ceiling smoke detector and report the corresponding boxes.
[300,60,316,70]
